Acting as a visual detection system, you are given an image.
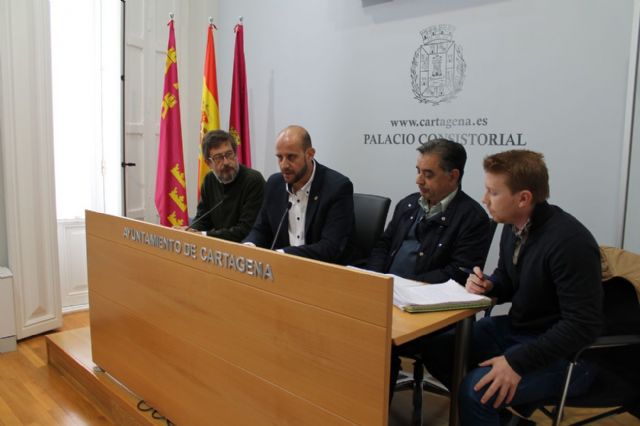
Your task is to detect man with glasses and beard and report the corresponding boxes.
[243,125,354,264]
[185,130,265,242]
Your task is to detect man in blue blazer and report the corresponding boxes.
[243,125,354,264]
[366,138,491,284]
[365,138,492,401]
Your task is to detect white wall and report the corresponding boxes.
[0,147,13,349]
[624,3,640,252]
[213,0,636,252]
[626,103,640,250]
[0,147,7,267]
[0,268,17,352]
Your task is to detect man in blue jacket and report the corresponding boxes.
[424,150,603,425]
[365,138,492,398]
[367,138,491,283]
[243,125,354,264]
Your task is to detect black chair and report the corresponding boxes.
[349,193,390,266]
[512,275,640,425]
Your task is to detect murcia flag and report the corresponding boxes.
[229,19,251,166]
[155,17,189,227]
[197,20,220,200]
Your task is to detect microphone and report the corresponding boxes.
[187,198,224,231]
[270,201,292,250]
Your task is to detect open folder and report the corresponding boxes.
[392,276,491,313]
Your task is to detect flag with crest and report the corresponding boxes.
[155,17,189,226]
[229,19,251,166]
[197,20,220,200]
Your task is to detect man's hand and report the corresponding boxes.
[173,225,201,233]
[466,266,494,294]
[474,355,521,408]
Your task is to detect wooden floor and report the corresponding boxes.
[0,311,638,425]
[0,311,112,425]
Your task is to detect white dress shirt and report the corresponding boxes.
[286,160,317,247]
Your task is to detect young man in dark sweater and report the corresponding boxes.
[186,130,265,242]
[424,150,603,425]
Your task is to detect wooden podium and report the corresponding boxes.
[86,211,393,425]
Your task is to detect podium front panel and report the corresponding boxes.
[86,211,392,425]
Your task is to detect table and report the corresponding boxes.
[392,306,483,426]
[87,211,395,425]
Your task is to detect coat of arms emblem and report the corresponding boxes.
[410,25,466,105]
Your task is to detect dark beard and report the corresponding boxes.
[216,164,239,184]
[289,161,308,187]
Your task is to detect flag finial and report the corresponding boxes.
[169,12,174,21]
[209,16,213,25]
[238,16,243,24]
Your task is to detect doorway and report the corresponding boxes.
[50,0,122,310]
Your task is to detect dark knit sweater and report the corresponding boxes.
[489,202,603,375]
[191,165,265,242]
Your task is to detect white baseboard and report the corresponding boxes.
[0,336,17,353]
[62,304,89,314]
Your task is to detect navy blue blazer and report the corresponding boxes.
[243,161,354,264]
[366,190,491,284]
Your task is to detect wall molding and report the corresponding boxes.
[57,219,89,309]
[0,0,62,339]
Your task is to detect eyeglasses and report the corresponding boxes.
[208,150,236,165]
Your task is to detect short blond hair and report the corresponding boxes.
[483,150,549,203]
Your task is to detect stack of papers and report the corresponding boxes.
[392,276,491,313]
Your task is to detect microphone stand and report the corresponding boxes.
[270,201,292,250]
[188,197,224,231]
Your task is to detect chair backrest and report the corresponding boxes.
[352,193,391,263]
[596,276,640,395]
[602,276,640,335]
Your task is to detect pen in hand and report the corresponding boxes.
[459,266,495,283]
[459,266,494,294]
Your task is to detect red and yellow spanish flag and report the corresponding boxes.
[197,21,220,200]
[155,18,189,227]
[229,20,251,166]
